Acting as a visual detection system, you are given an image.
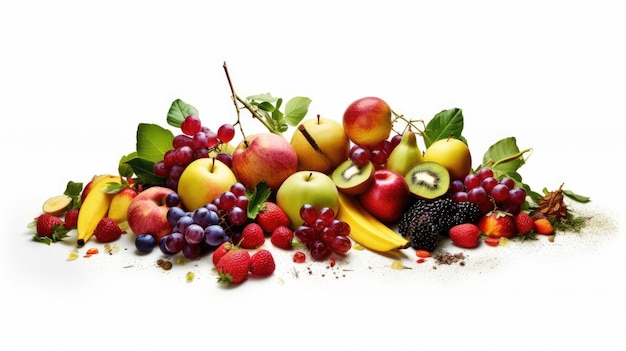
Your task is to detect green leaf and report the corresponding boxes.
[167,99,199,128]
[136,123,174,163]
[247,93,279,103]
[246,182,272,219]
[481,137,525,174]
[562,189,591,203]
[423,108,464,148]
[124,156,166,186]
[63,181,83,209]
[284,96,311,126]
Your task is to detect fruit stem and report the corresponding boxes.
[491,147,534,168]
[223,61,282,142]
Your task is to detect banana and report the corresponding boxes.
[76,175,121,247]
[336,191,409,252]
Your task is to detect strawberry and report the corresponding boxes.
[93,217,126,243]
[64,208,80,229]
[477,210,516,238]
[270,225,295,250]
[514,212,535,235]
[216,249,251,285]
[256,201,291,233]
[239,222,265,249]
[249,249,276,277]
[212,241,235,265]
[35,214,64,238]
[484,237,500,247]
[448,223,480,249]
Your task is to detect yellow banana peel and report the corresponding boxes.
[336,191,409,252]
[76,175,121,247]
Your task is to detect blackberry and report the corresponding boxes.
[455,201,481,224]
[398,197,457,251]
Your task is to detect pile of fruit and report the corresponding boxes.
[28,67,590,286]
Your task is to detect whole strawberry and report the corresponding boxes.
[270,225,295,250]
[239,222,265,249]
[64,208,80,229]
[94,217,126,243]
[514,212,535,235]
[449,223,481,249]
[36,214,64,237]
[249,249,276,277]
[256,201,291,233]
[212,241,235,265]
[216,249,251,286]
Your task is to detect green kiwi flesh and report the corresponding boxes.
[331,159,375,195]
[404,161,450,199]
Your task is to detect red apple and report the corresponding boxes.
[231,132,298,191]
[343,96,392,147]
[127,186,175,241]
[359,169,411,224]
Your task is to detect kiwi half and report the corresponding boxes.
[331,159,375,195]
[404,161,450,199]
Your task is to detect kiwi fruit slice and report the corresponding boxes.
[404,161,450,199]
[331,159,375,195]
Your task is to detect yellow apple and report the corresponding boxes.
[276,171,339,228]
[177,158,237,211]
[107,187,138,230]
[422,137,472,181]
[290,116,350,173]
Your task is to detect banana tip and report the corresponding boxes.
[77,239,85,247]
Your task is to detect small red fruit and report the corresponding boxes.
[93,217,126,243]
[477,210,516,238]
[484,237,500,247]
[270,225,295,250]
[216,249,251,286]
[249,249,276,277]
[256,201,291,233]
[64,208,80,229]
[448,223,481,249]
[514,212,535,235]
[239,222,265,249]
[293,251,306,263]
[534,218,554,235]
[35,214,64,237]
[212,242,235,265]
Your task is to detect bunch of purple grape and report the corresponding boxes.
[294,205,352,260]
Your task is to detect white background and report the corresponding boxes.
[1,1,624,349]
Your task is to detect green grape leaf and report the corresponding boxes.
[136,123,174,163]
[123,156,166,186]
[563,189,591,203]
[423,108,464,148]
[167,99,198,128]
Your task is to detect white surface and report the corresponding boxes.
[1,1,624,349]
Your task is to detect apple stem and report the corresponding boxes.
[307,172,313,181]
[210,157,216,172]
[316,114,321,124]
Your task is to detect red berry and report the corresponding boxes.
[293,251,306,263]
[448,223,481,249]
[63,208,80,229]
[212,242,235,265]
[270,225,295,250]
[256,201,291,233]
[514,212,535,235]
[249,249,275,277]
[216,249,251,286]
[35,214,64,237]
[239,223,265,249]
[94,217,126,243]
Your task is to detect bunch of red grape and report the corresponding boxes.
[449,167,527,215]
[158,182,249,259]
[153,114,236,191]
[348,134,402,169]
[294,205,352,260]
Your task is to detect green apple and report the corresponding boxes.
[422,137,472,181]
[177,157,237,211]
[290,116,350,174]
[342,96,392,147]
[231,132,299,191]
[276,171,339,228]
